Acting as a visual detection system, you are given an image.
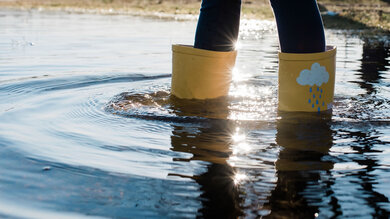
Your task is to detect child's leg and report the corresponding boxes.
[194,0,241,52]
[171,0,240,99]
[270,0,326,53]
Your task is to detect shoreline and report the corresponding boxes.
[1,0,389,34]
[0,5,200,21]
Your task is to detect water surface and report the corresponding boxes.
[1,9,390,218]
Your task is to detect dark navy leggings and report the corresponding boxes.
[194,0,326,53]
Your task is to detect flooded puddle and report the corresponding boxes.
[0,9,390,218]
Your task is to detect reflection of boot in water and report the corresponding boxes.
[169,95,229,120]
[196,163,242,219]
[358,41,390,94]
[265,112,334,218]
[169,120,243,218]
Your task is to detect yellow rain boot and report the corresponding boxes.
[171,44,237,100]
[278,46,337,112]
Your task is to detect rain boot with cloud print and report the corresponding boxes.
[278,46,337,112]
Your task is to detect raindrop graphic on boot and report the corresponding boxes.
[296,62,329,111]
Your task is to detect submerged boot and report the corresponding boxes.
[278,46,337,112]
[171,44,237,100]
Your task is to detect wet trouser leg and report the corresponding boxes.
[270,0,326,53]
[194,0,241,52]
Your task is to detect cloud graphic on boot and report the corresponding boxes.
[296,63,329,87]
